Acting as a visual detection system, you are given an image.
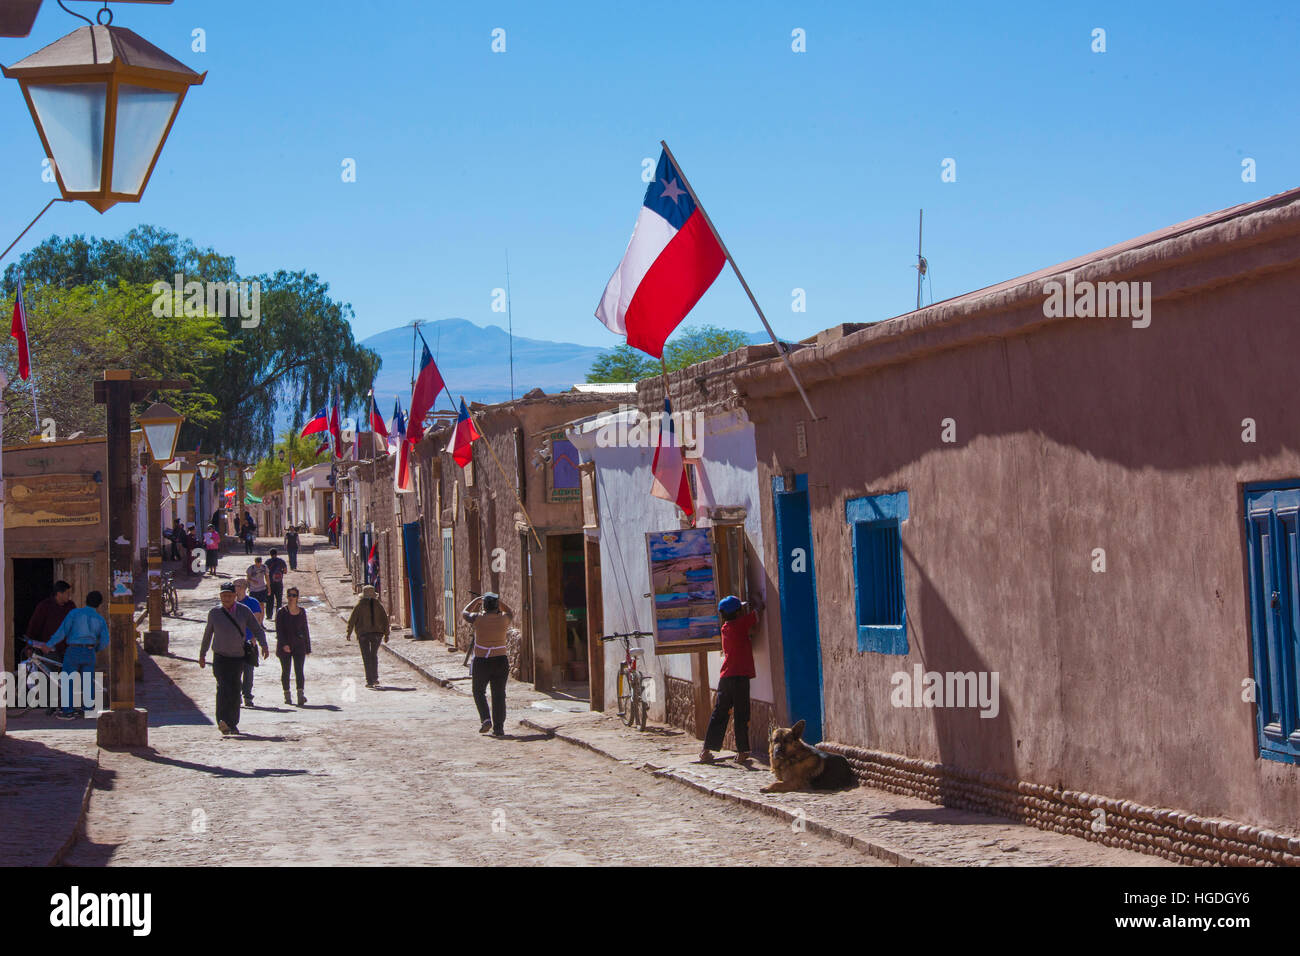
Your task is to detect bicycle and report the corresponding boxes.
[7,644,61,718]
[161,570,180,618]
[601,631,653,730]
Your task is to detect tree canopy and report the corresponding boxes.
[585,325,753,383]
[2,226,379,458]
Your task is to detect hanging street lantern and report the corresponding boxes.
[2,21,205,213]
[243,466,256,482]
[160,459,195,497]
[196,459,216,481]
[135,400,183,464]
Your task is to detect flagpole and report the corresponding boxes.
[16,270,39,435]
[659,356,694,518]
[658,139,819,421]
[460,395,543,553]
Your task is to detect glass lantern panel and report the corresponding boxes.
[142,420,180,463]
[27,82,106,191]
[111,85,179,195]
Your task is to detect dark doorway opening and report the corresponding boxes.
[12,557,55,669]
[545,533,589,697]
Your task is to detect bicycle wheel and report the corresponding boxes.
[632,676,647,731]
[617,666,635,726]
[165,586,179,617]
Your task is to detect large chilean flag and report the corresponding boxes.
[596,149,726,359]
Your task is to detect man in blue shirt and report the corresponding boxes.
[34,590,110,719]
[233,579,269,707]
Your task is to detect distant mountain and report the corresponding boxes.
[360,320,769,412]
[362,319,609,411]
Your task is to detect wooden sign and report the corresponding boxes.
[4,473,100,529]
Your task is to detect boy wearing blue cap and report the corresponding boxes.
[700,593,763,764]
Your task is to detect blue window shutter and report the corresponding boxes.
[846,491,908,654]
[1244,484,1300,763]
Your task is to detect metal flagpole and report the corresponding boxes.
[658,140,819,421]
[460,394,543,552]
[658,357,694,516]
[506,250,515,401]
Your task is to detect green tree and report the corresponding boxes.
[0,280,232,445]
[585,325,752,382]
[249,427,332,494]
[585,344,658,383]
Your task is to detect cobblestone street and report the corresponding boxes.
[54,543,885,866]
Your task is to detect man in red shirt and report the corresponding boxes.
[22,580,75,663]
[700,594,763,764]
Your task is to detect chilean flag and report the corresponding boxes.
[651,397,693,516]
[10,273,30,380]
[300,406,329,437]
[388,398,405,457]
[407,336,445,444]
[449,399,480,468]
[392,400,412,493]
[596,148,726,359]
[328,395,342,459]
[369,389,389,445]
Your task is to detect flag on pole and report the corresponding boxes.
[300,406,329,437]
[369,389,389,444]
[407,335,446,444]
[595,148,726,358]
[314,438,330,457]
[290,462,296,482]
[650,397,693,516]
[388,398,405,457]
[328,391,342,459]
[10,272,30,380]
[393,399,413,493]
[448,399,480,468]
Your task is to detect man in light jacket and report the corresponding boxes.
[345,585,390,688]
[199,581,268,736]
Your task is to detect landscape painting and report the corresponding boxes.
[646,528,721,653]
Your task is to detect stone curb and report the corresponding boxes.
[48,749,100,867]
[517,716,936,868]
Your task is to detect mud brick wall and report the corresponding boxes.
[820,741,1300,867]
[665,676,693,733]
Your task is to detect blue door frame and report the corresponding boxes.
[773,474,825,743]
[403,521,428,639]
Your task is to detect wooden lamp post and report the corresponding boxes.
[137,401,183,655]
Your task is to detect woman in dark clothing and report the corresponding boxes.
[274,586,312,706]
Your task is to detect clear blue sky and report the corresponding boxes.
[2,0,1296,350]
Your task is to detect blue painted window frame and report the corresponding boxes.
[1243,482,1300,765]
[845,490,909,654]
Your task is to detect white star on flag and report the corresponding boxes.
[659,177,685,204]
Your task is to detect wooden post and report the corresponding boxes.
[142,461,168,654]
[96,371,146,746]
[692,652,711,740]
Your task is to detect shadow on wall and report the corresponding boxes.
[904,545,1018,795]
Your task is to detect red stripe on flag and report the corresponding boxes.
[622,209,725,359]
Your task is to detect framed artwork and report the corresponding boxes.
[548,432,581,503]
[645,527,722,654]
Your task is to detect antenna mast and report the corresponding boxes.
[408,319,425,393]
[915,209,928,311]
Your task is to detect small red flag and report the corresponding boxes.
[11,276,30,380]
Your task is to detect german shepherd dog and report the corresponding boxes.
[761,720,856,793]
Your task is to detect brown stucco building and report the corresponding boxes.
[732,187,1300,865]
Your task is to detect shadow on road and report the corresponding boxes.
[132,747,315,779]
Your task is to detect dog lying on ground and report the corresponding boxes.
[761,719,857,793]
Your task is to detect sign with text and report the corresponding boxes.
[4,474,100,529]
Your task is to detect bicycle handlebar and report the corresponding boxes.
[601,631,652,642]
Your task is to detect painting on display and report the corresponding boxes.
[548,432,581,503]
[645,527,721,654]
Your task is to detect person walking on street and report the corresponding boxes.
[199,581,267,736]
[32,590,109,718]
[21,580,75,664]
[346,585,390,688]
[204,524,221,576]
[170,518,185,561]
[234,579,268,707]
[699,595,763,764]
[242,512,257,555]
[462,592,514,737]
[327,513,339,546]
[265,549,288,616]
[275,586,312,706]
[285,527,300,571]
[246,555,271,614]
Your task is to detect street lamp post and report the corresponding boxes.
[92,371,187,748]
[137,401,183,655]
